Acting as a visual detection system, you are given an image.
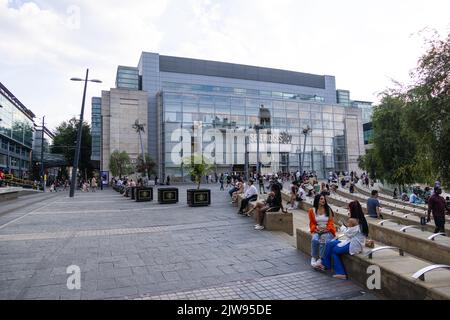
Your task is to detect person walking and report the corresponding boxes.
[427,187,447,233]
[258,174,266,194]
[219,174,224,191]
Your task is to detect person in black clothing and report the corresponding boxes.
[258,174,266,194]
[219,174,224,190]
[166,175,170,185]
[254,184,282,230]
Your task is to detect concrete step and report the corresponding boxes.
[281,191,450,266]
[296,225,450,299]
[335,187,450,225]
[354,184,427,211]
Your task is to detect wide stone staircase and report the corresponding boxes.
[233,182,450,299]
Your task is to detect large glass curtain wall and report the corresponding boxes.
[162,91,348,179]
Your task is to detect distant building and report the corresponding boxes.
[0,82,35,178]
[96,53,369,179]
[91,97,102,169]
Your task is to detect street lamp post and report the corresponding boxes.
[300,125,311,176]
[40,116,45,190]
[69,69,102,198]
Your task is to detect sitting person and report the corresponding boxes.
[409,191,424,204]
[231,181,245,203]
[238,179,258,215]
[349,182,355,194]
[287,181,299,210]
[401,192,409,202]
[309,194,336,268]
[320,182,330,196]
[253,184,282,231]
[228,179,241,200]
[316,200,369,279]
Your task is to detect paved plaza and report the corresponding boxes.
[0,185,378,300]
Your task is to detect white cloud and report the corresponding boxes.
[0,0,449,131]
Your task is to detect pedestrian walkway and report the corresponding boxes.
[0,186,377,300]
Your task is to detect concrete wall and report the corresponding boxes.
[101,88,148,176]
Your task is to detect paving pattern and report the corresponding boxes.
[0,185,379,300]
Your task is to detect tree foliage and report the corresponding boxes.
[183,154,214,190]
[109,151,132,179]
[52,118,92,178]
[359,31,450,189]
[136,154,156,177]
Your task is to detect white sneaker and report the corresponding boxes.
[255,225,265,230]
[315,259,322,267]
[311,257,317,267]
[254,224,261,228]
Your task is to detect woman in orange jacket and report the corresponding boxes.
[308,194,336,268]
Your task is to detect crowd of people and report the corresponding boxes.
[223,170,449,280]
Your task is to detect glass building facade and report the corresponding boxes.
[91,97,102,164]
[0,82,35,177]
[98,53,366,180]
[116,66,140,90]
[158,84,355,179]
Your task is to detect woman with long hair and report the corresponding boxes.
[308,194,336,268]
[316,200,368,279]
[254,183,282,230]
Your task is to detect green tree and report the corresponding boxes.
[183,154,213,190]
[109,151,132,179]
[403,32,450,188]
[136,154,156,177]
[52,118,93,179]
[370,94,418,188]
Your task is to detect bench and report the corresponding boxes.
[236,194,293,235]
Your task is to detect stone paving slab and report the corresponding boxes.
[0,185,379,300]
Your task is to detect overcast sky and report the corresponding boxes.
[1,0,449,131]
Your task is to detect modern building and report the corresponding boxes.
[98,53,368,179]
[0,82,35,178]
[91,97,102,169]
[99,85,148,173]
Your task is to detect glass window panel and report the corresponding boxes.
[183,104,198,113]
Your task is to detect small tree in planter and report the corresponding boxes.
[183,154,214,207]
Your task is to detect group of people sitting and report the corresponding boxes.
[308,194,369,279]
[228,176,369,280]
[230,179,283,231]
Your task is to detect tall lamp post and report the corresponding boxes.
[300,125,311,176]
[69,69,102,198]
[40,116,45,190]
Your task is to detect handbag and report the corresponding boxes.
[365,239,375,248]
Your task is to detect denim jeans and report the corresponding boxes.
[322,240,350,276]
[228,187,238,197]
[311,232,333,259]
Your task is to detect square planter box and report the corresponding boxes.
[158,188,179,204]
[187,189,211,207]
[136,187,153,202]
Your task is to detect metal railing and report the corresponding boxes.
[399,225,420,233]
[364,246,404,259]
[412,265,450,281]
[427,233,447,241]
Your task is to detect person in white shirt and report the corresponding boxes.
[238,180,258,215]
[316,200,369,279]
